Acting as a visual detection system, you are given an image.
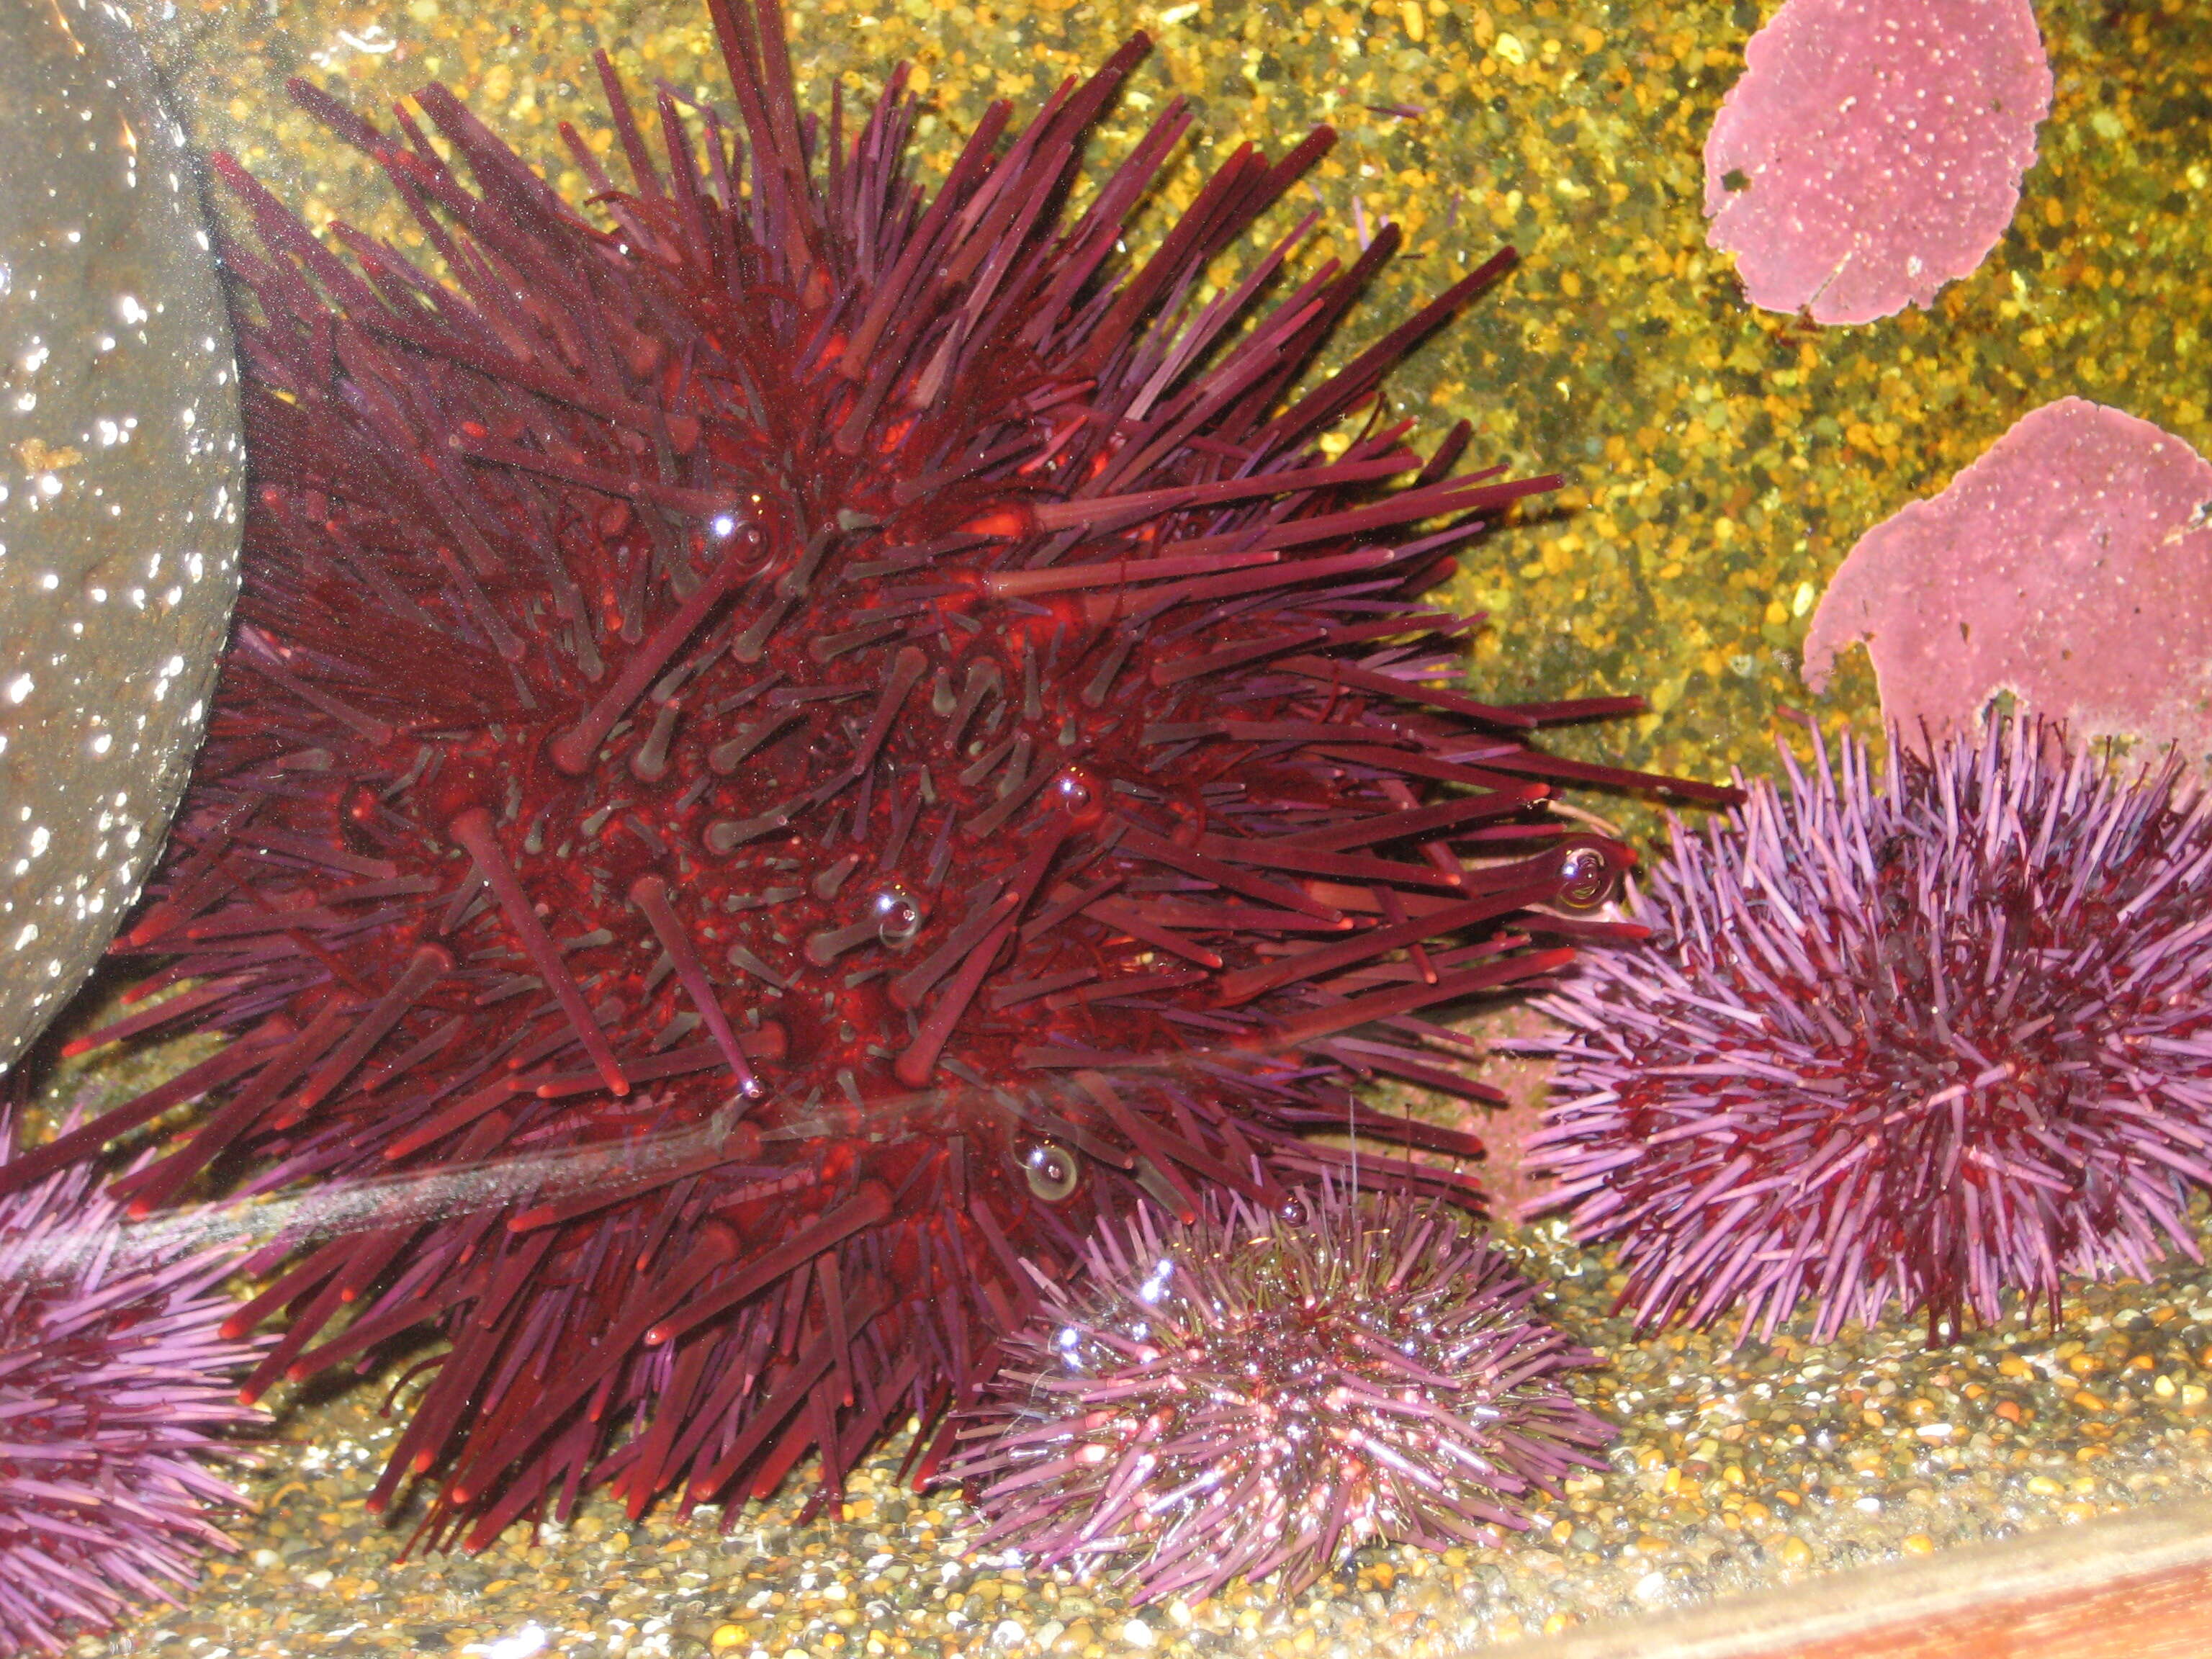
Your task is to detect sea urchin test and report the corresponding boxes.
[24,0,1728,1546]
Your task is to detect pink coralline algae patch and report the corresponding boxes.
[1803,397,2212,760]
[1704,0,2053,325]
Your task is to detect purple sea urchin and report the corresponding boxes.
[17,0,1726,1545]
[0,1100,264,1655]
[945,1178,1611,1602]
[1527,718,2212,1344]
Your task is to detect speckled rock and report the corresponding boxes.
[0,0,241,1074]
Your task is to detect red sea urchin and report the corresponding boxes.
[945,1178,1611,1603]
[1527,718,2212,1345]
[16,1,1727,1545]
[0,1100,264,1655]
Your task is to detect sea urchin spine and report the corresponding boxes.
[25,0,1725,1546]
[1527,718,2212,1343]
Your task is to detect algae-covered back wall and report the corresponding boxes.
[148,0,2212,832]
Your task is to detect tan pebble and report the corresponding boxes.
[572,1515,604,1542]
[1902,1534,1935,1555]
[1542,1613,1576,1635]
[603,1531,630,1554]
[2028,1475,2064,1496]
[711,1628,745,1652]
[1779,1537,1813,1568]
[1997,1357,2032,1379]
[1369,1563,1393,1590]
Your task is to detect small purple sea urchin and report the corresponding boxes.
[1527,718,2212,1344]
[945,1177,1611,1603]
[0,1102,265,1655]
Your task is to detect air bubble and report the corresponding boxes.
[1050,765,1103,826]
[1020,1138,1080,1203]
[1553,837,1624,912]
[871,884,925,946]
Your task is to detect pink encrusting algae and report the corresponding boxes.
[1524,718,2212,1346]
[0,1102,266,1656]
[1804,397,2212,763]
[945,1177,1612,1603]
[1704,0,2052,326]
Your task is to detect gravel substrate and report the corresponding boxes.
[49,1040,2212,1659]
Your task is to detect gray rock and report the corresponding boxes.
[0,0,241,1074]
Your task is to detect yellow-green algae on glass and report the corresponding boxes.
[141,0,2212,837]
[50,0,2212,1654]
